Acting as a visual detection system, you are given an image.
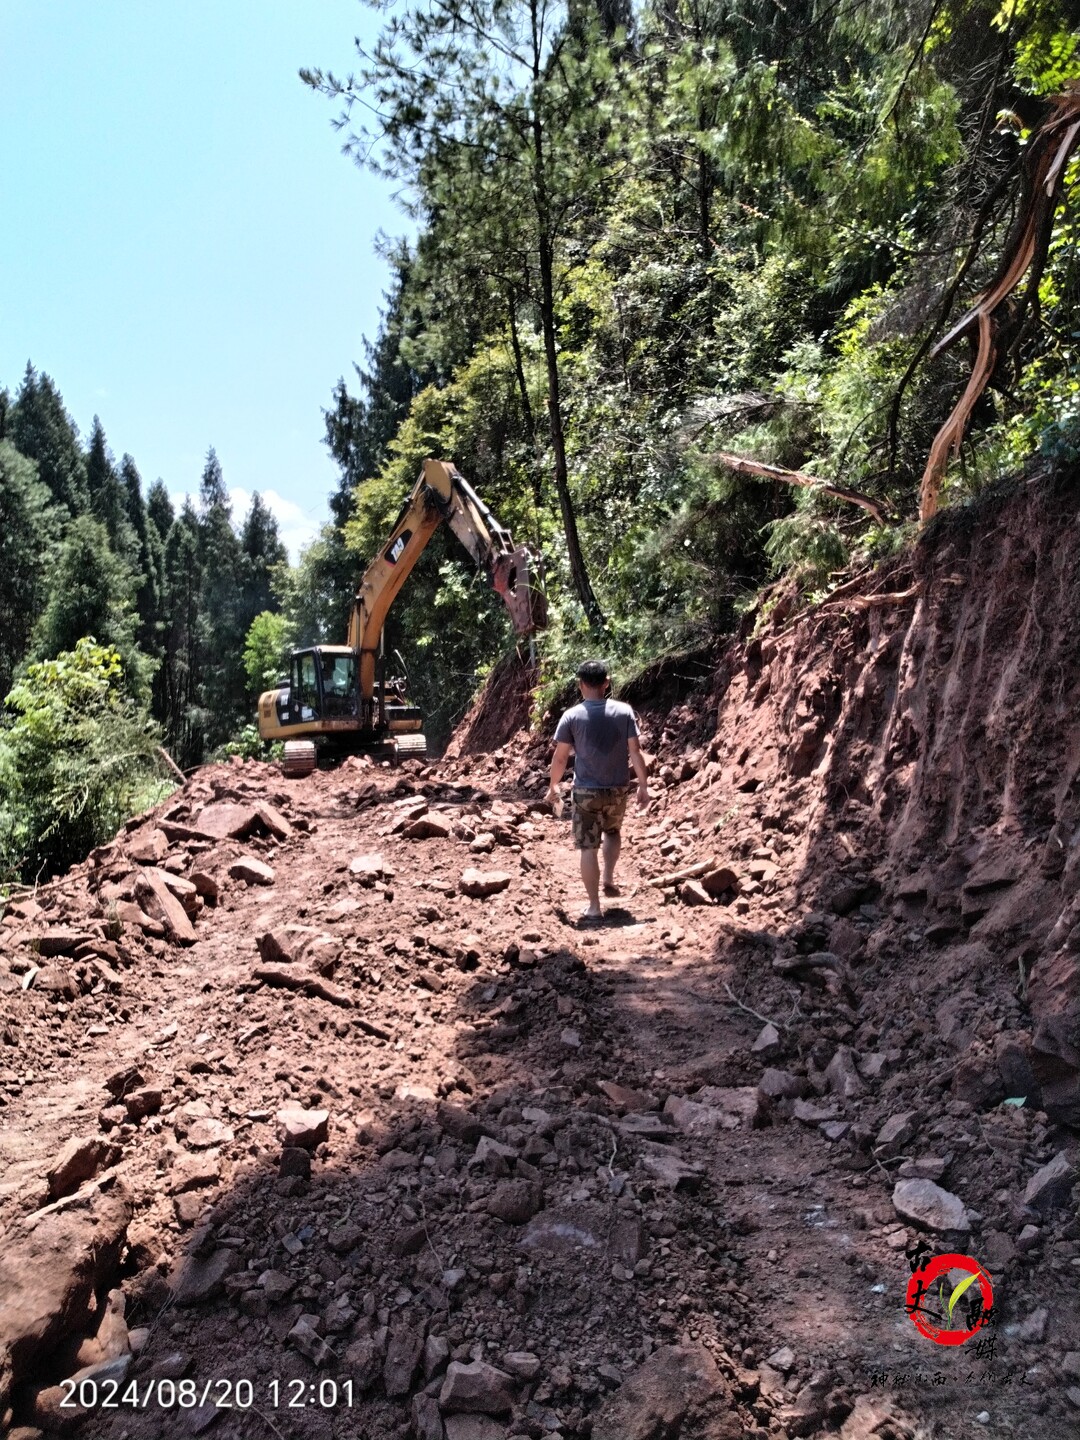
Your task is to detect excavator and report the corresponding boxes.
[257,458,546,775]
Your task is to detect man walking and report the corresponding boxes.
[545,659,651,922]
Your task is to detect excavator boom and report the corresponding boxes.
[346,459,545,709]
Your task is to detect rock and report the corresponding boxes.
[897,1156,947,1181]
[994,1032,1042,1108]
[288,1314,332,1367]
[751,1022,781,1056]
[259,1271,295,1304]
[384,1323,425,1398]
[680,880,713,907]
[502,1351,541,1381]
[114,900,164,937]
[758,1068,806,1100]
[186,1118,233,1148]
[276,1107,329,1150]
[170,1247,241,1305]
[278,1147,311,1179]
[951,1048,1005,1110]
[45,1137,119,1201]
[443,1419,505,1440]
[824,1046,864,1099]
[134,869,196,944]
[460,869,512,898]
[664,1088,758,1133]
[438,1104,484,1144]
[256,928,306,965]
[892,1179,970,1233]
[254,802,293,840]
[791,1099,840,1124]
[169,1153,221,1194]
[190,871,219,903]
[412,1394,446,1440]
[36,929,94,958]
[193,802,261,839]
[31,965,77,999]
[424,1333,450,1380]
[766,1345,796,1373]
[1022,1151,1075,1217]
[701,866,739,897]
[228,856,275,886]
[104,1064,145,1099]
[640,1150,704,1192]
[0,1187,132,1412]
[487,1180,544,1225]
[875,1113,917,1157]
[596,1080,655,1113]
[439,1359,516,1415]
[591,1343,725,1440]
[403,815,453,839]
[174,1193,205,1225]
[349,851,393,883]
[124,1087,163,1122]
[1011,1307,1047,1343]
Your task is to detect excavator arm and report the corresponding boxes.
[346,458,546,715]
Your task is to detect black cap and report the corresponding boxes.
[576,659,608,685]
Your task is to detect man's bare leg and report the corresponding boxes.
[579,846,602,917]
[602,830,622,895]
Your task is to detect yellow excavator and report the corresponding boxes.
[257,459,546,775]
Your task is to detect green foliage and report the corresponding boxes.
[0,440,55,699]
[32,514,153,702]
[0,639,168,880]
[243,611,294,695]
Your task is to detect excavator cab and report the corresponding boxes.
[285,647,360,725]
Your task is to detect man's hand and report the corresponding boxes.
[636,782,651,810]
[544,784,560,810]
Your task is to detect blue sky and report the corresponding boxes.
[0,1,403,558]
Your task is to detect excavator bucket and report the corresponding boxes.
[492,546,547,635]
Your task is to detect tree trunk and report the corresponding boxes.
[529,81,605,630]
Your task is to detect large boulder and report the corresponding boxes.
[591,1343,729,1440]
[0,1186,132,1411]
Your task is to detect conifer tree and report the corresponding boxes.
[10,364,88,517]
[0,441,55,699]
[196,449,246,744]
[160,501,204,764]
[239,493,288,628]
[86,417,138,563]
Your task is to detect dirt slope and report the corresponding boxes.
[1,467,1079,1440]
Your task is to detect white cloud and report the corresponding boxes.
[164,486,321,565]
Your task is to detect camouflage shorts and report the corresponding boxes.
[571,787,629,850]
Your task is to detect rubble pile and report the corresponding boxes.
[2,470,1080,1438]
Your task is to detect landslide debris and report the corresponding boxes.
[2,468,1080,1438]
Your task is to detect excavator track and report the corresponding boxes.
[394,733,428,762]
[281,739,317,778]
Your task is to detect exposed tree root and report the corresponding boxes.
[919,87,1080,522]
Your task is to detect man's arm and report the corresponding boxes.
[628,736,651,808]
[545,741,573,808]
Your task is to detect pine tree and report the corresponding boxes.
[31,515,151,699]
[239,492,288,629]
[196,449,246,745]
[160,501,204,764]
[120,455,166,663]
[86,417,137,562]
[9,364,88,517]
[0,440,55,698]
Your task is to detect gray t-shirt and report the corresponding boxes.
[554,699,639,789]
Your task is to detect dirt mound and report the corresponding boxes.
[444,649,540,760]
[2,467,1080,1439]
